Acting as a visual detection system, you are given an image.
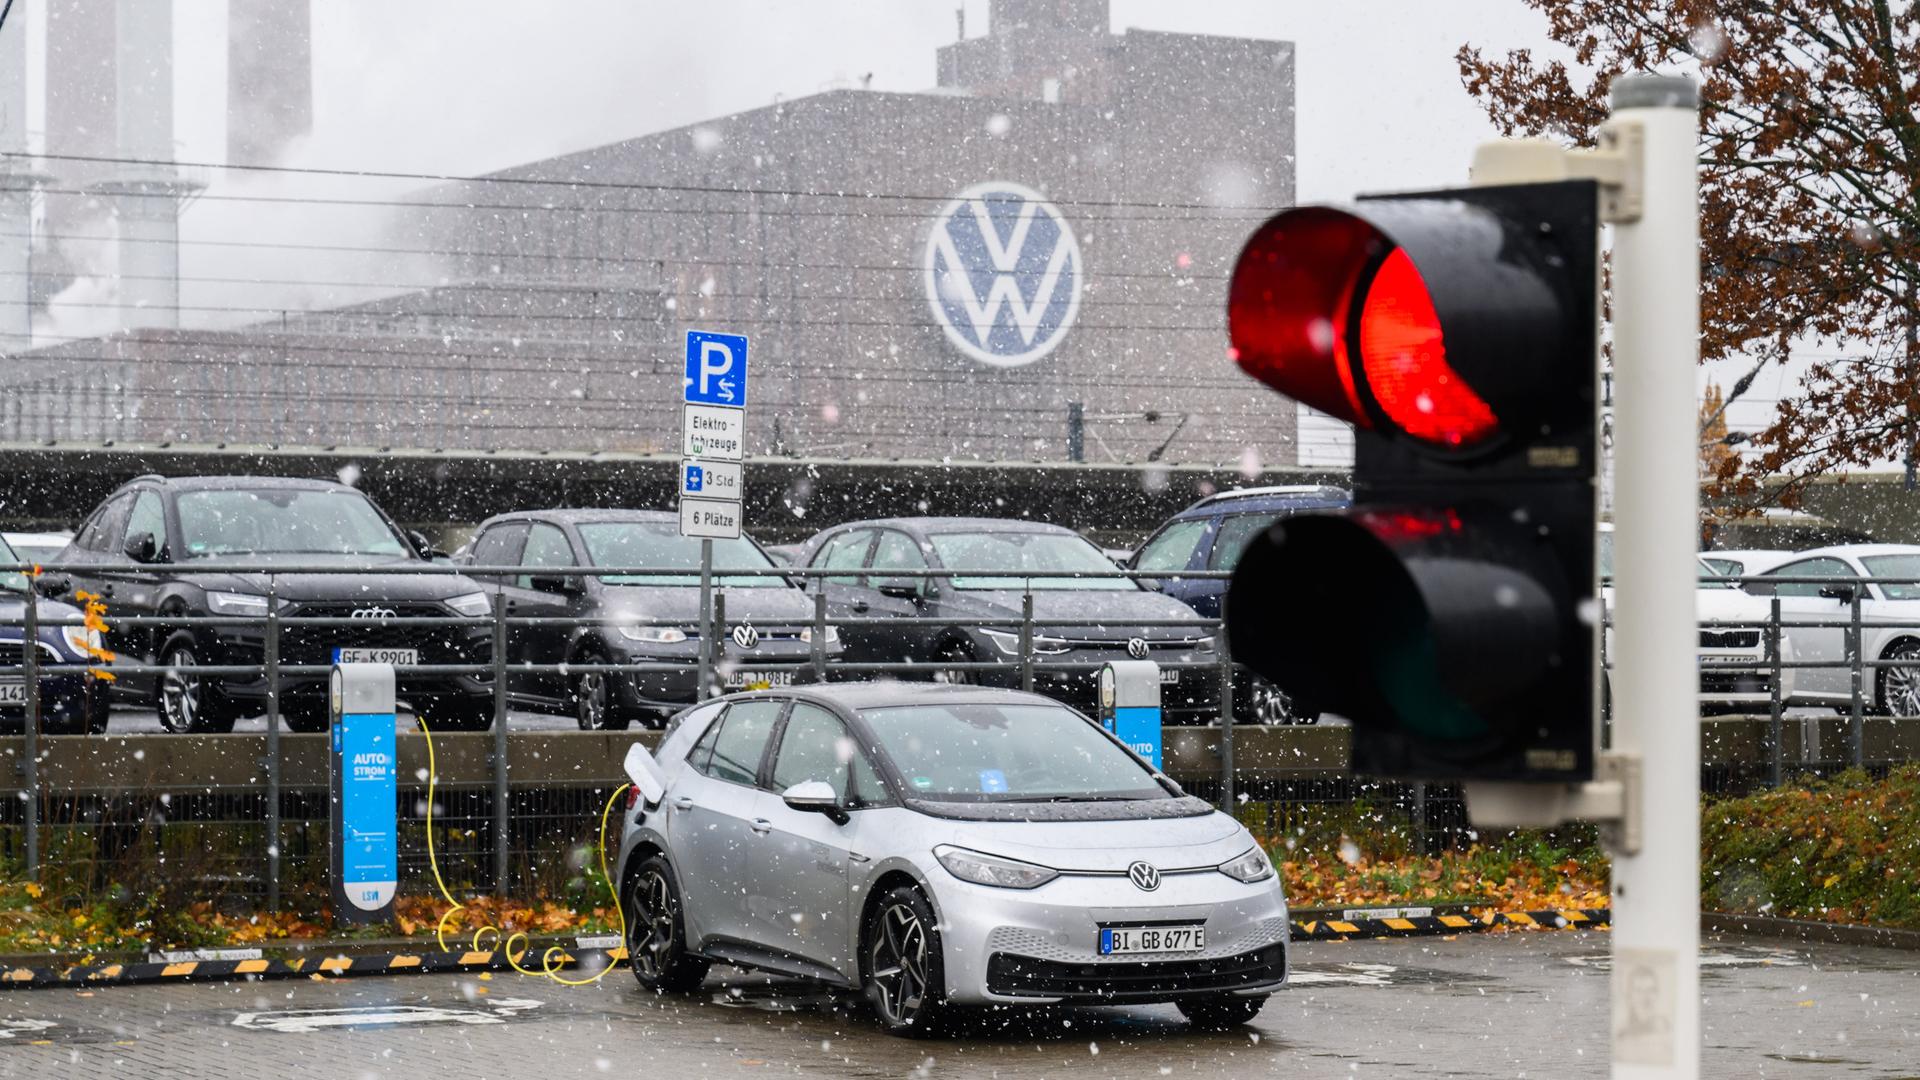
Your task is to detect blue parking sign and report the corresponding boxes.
[684,464,704,492]
[684,331,749,407]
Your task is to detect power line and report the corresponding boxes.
[4,149,1285,216]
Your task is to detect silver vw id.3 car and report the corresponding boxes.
[614,683,1290,1035]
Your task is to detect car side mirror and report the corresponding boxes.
[874,578,923,601]
[407,529,445,559]
[122,531,159,563]
[32,573,70,599]
[1818,583,1857,602]
[781,780,849,825]
[527,573,581,596]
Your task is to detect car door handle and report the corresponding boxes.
[750,818,773,835]
[672,797,694,812]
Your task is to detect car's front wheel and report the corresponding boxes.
[626,855,708,993]
[930,644,975,686]
[1878,640,1920,716]
[1245,678,1319,725]
[863,884,948,1036]
[1177,992,1269,1030]
[156,635,236,734]
[571,650,630,731]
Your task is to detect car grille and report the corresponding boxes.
[0,639,61,669]
[279,602,487,666]
[1700,671,1773,695]
[1700,629,1761,649]
[985,943,1287,1001]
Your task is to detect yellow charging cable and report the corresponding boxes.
[419,716,630,984]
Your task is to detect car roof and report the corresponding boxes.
[1770,543,1920,562]
[740,682,1071,712]
[825,517,1077,537]
[126,475,356,493]
[481,508,677,527]
[1171,485,1350,520]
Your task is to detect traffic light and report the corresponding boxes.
[1224,180,1601,782]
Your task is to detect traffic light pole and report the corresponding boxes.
[1605,74,1701,1079]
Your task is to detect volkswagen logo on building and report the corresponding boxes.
[731,624,760,649]
[351,607,397,620]
[924,181,1083,368]
[1127,860,1161,891]
[1126,637,1150,660]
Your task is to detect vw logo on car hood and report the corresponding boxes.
[731,624,759,649]
[351,607,397,619]
[1126,637,1150,660]
[1127,860,1161,891]
[924,181,1083,368]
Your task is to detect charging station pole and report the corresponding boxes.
[1606,73,1701,1079]
[330,663,398,926]
[1097,660,1164,770]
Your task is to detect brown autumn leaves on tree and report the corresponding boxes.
[1458,0,1919,507]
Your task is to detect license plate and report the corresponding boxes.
[0,682,23,706]
[724,669,796,690]
[1099,925,1205,955]
[1159,669,1180,686]
[332,648,418,665]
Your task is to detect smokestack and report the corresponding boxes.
[228,0,313,163]
[93,0,198,331]
[0,2,32,350]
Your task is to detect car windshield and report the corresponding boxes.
[859,702,1167,802]
[578,521,785,587]
[0,536,23,594]
[177,489,411,560]
[929,531,1133,591]
[1697,560,1737,588]
[1862,555,1920,599]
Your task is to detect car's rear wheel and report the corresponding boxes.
[1878,640,1920,716]
[1245,678,1318,725]
[930,644,975,686]
[1177,992,1269,1030]
[571,650,631,731]
[863,885,948,1036]
[156,635,236,734]
[626,855,708,993]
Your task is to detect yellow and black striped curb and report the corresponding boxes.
[0,910,1609,990]
[1290,908,1610,941]
[0,945,631,990]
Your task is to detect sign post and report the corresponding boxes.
[681,330,749,699]
[329,663,397,925]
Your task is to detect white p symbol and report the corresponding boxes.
[699,341,733,393]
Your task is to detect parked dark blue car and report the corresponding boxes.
[1130,485,1350,724]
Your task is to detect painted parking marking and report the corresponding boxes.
[1562,947,1804,971]
[231,998,543,1034]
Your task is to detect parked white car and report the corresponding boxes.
[1699,549,1793,581]
[1599,527,1795,712]
[1744,544,1920,714]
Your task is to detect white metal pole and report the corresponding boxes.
[1606,73,1700,1080]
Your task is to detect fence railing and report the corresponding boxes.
[0,560,1245,905]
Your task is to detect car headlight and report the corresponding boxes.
[444,592,493,617]
[979,628,1071,655]
[1217,846,1275,884]
[798,625,840,645]
[207,591,270,617]
[58,624,100,657]
[618,625,690,644]
[933,845,1058,889]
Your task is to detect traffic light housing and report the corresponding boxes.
[1225,180,1601,782]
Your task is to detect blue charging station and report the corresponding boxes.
[329,663,398,925]
[1098,660,1164,770]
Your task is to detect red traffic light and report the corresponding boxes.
[1228,197,1577,453]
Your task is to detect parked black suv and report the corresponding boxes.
[461,509,844,729]
[49,476,496,733]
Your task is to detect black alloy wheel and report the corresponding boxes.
[626,856,708,993]
[864,885,948,1036]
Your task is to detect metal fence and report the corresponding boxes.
[0,560,1246,909]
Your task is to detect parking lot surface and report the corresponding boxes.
[0,930,1910,1078]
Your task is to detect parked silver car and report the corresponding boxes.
[615,683,1290,1035]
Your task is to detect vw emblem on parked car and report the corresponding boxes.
[1126,637,1150,660]
[351,607,397,620]
[1127,860,1161,891]
[924,181,1083,368]
[731,624,759,649]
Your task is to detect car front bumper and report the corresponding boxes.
[930,864,1290,1005]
